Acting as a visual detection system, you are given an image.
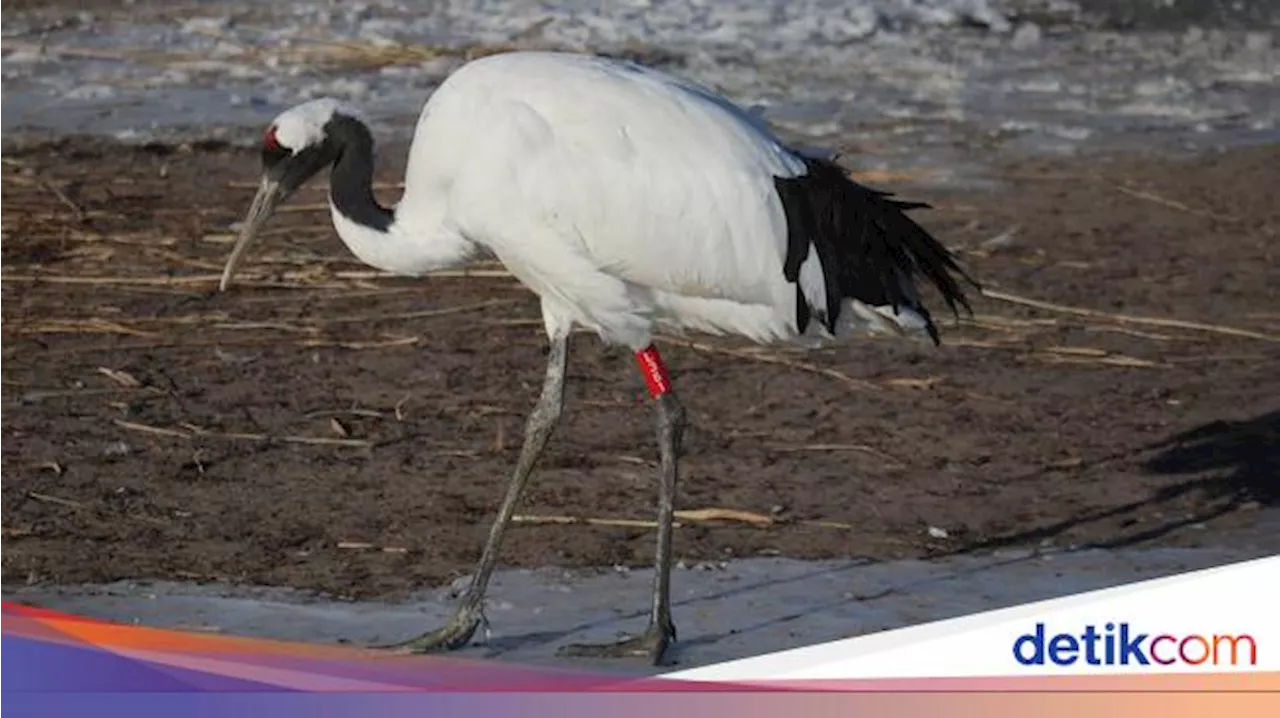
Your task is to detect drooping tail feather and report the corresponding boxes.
[774,157,979,345]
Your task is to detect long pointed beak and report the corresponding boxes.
[219,177,284,291]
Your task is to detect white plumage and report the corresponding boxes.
[218,50,976,664]
[257,52,959,348]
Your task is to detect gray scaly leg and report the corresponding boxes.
[559,345,686,665]
[385,332,569,653]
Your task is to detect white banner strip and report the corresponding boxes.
[664,556,1279,680]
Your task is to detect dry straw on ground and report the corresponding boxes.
[4,136,1277,540]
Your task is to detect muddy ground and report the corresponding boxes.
[1,138,1277,601]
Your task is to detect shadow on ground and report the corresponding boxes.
[1143,410,1279,505]
[914,410,1280,557]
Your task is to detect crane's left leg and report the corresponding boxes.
[559,344,686,665]
[382,330,569,654]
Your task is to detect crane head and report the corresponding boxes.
[219,98,361,291]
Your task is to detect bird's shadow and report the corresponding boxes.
[923,409,1279,554]
[1141,409,1279,505]
[475,410,1280,667]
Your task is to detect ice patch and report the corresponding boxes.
[1,0,1276,169]
[65,84,116,101]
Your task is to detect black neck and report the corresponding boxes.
[326,115,394,232]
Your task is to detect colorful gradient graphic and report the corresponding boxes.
[4,601,1278,717]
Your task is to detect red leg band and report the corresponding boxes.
[635,345,672,399]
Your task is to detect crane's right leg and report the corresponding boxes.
[382,329,569,654]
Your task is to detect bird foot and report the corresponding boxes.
[375,609,487,655]
[557,619,675,665]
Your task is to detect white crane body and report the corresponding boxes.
[218,50,977,665]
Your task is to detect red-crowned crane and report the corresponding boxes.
[218,50,977,665]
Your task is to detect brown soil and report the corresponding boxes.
[2,138,1277,600]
